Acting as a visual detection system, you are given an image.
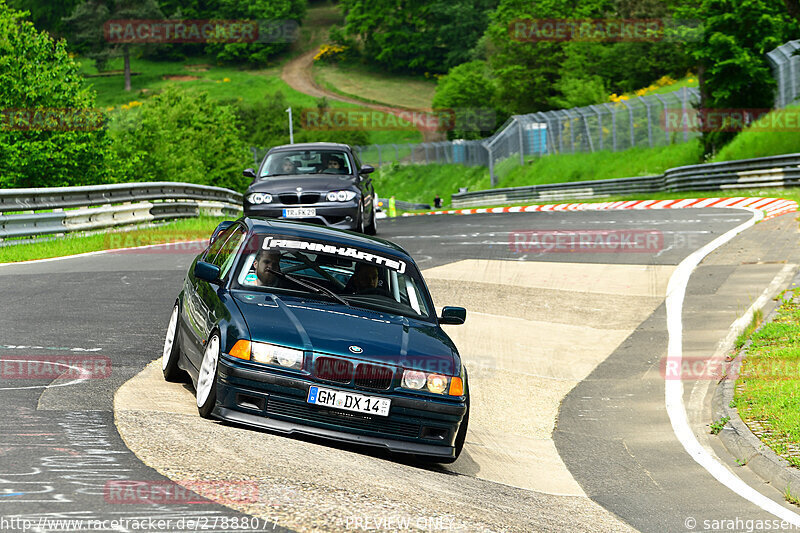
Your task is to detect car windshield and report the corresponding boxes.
[260,150,352,177]
[232,234,433,321]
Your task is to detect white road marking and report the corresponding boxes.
[665,208,800,524]
[0,360,91,391]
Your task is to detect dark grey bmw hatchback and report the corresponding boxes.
[243,142,378,235]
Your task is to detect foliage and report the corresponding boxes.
[0,0,114,188]
[337,0,498,74]
[229,91,369,149]
[63,0,164,71]
[431,61,503,139]
[205,0,306,65]
[6,0,81,37]
[108,87,248,191]
[712,104,800,162]
[677,0,799,155]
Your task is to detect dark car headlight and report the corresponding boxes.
[401,369,461,395]
[247,193,273,205]
[228,340,303,370]
[326,190,357,202]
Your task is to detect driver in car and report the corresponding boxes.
[326,156,346,174]
[254,249,286,288]
[345,263,380,294]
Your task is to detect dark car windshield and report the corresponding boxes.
[232,234,434,321]
[260,150,352,177]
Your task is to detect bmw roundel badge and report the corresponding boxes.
[349,345,363,354]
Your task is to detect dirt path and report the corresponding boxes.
[281,47,446,142]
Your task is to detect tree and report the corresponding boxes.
[431,61,501,139]
[0,0,113,188]
[109,87,248,191]
[207,0,306,65]
[6,0,81,37]
[678,0,799,154]
[337,0,498,74]
[63,0,164,91]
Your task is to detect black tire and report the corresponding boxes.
[196,333,221,419]
[365,210,377,235]
[162,304,185,382]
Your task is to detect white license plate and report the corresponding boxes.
[283,208,316,218]
[307,386,391,417]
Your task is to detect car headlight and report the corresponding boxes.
[326,190,356,202]
[401,369,451,395]
[252,342,303,369]
[247,193,272,205]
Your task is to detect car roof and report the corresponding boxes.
[242,217,413,259]
[268,142,352,152]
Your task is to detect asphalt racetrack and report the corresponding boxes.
[1,209,799,532]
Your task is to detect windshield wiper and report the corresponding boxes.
[265,267,350,307]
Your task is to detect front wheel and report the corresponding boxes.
[196,333,220,419]
[162,304,184,382]
[364,210,377,235]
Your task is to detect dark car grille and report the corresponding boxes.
[314,357,353,384]
[354,364,393,390]
[267,398,420,438]
[278,193,320,205]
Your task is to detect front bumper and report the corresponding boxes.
[244,202,360,231]
[215,356,467,459]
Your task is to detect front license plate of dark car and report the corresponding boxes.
[283,208,316,218]
[307,386,391,417]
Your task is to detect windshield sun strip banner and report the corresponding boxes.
[261,236,407,274]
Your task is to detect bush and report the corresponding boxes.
[109,87,248,191]
[432,60,502,140]
[0,0,113,188]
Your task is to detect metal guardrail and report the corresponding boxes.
[450,153,800,208]
[0,182,243,240]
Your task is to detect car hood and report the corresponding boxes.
[248,175,357,194]
[231,291,458,373]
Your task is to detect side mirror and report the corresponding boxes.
[194,261,221,284]
[243,168,257,178]
[209,220,235,246]
[359,165,375,175]
[439,306,466,325]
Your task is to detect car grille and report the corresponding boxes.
[314,356,353,384]
[266,398,421,438]
[354,364,393,390]
[279,193,320,205]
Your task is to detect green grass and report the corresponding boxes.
[80,56,318,109]
[313,62,437,110]
[711,103,800,162]
[499,141,703,187]
[374,141,703,204]
[734,288,800,467]
[0,216,227,264]
[372,163,490,205]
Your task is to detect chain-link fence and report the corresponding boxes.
[767,40,800,109]
[335,87,700,185]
